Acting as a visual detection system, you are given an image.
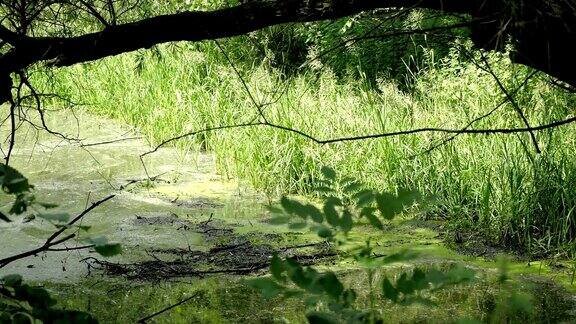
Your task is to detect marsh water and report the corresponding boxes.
[2,111,576,323]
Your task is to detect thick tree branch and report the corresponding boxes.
[0,0,487,104]
[0,0,574,105]
[1,1,464,67]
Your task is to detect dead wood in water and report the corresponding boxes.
[82,221,336,281]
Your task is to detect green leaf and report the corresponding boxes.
[318,272,344,299]
[270,254,285,281]
[441,265,476,286]
[268,215,291,225]
[1,274,22,287]
[323,199,340,227]
[14,285,55,308]
[382,278,398,302]
[280,197,307,219]
[307,311,339,324]
[94,244,122,257]
[286,261,313,289]
[320,167,336,181]
[9,194,31,215]
[302,204,323,223]
[375,193,394,220]
[0,164,32,194]
[353,189,375,207]
[289,222,308,230]
[339,209,353,233]
[397,188,420,206]
[37,202,58,209]
[411,268,429,291]
[266,206,283,214]
[89,236,108,246]
[425,265,475,291]
[361,208,383,230]
[396,273,416,295]
[316,226,333,239]
[280,197,324,223]
[343,181,363,194]
[380,250,419,264]
[248,278,285,299]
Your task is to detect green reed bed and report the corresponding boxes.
[32,40,576,256]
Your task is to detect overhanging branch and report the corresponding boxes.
[1,0,574,105]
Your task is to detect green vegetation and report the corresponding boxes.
[24,168,573,323]
[3,1,576,322]
[32,27,576,257]
[0,274,97,323]
[248,167,550,323]
[250,167,477,323]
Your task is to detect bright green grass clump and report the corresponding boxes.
[32,39,576,256]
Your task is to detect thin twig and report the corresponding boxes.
[413,70,539,157]
[138,292,200,323]
[80,136,142,147]
[4,97,16,165]
[0,195,115,268]
[139,114,576,164]
[214,39,267,122]
[479,53,541,154]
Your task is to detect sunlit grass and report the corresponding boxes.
[31,39,576,256]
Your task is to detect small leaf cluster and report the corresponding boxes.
[268,166,419,240]
[252,254,356,305]
[0,164,61,223]
[1,164,36,222]
[1,164,121,258]
[0,274,97,324]
[381,265,475,305]
[252,166,475,323]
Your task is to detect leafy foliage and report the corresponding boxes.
[0,164,64,224]
[0,164,35,221]
[269,166,419,241]
[0,275,97,323]
[0,165,119,322]
[380,265,475,305]
[250,167,475,323]
[1,164,120,259]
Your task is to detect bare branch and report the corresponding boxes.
[138,292,200,323]
[479,53,542,154]
[415,70,539,157]
[0,194,115,269]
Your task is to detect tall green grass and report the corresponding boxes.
[31,37,576,256]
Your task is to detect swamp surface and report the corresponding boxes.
[2,111,576,323]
